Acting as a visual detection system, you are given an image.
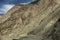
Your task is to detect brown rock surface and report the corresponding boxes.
[0,0,60,40]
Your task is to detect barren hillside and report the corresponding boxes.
[0,0,60,40]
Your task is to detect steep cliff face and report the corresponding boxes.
[0,0,60,40]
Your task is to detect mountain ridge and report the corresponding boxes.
[0,0,60,40]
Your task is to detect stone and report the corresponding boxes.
[0,0,60,40]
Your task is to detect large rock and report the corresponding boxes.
[0,0,60,40]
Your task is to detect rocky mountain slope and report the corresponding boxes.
[0,0,60,40]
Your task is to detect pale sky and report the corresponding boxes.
[0,0,36,14]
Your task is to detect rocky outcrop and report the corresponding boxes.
[0,0,60,40]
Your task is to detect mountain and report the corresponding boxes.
[0,0,60,40]
[0,0,36,15]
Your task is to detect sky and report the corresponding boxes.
[0,0,36,15]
